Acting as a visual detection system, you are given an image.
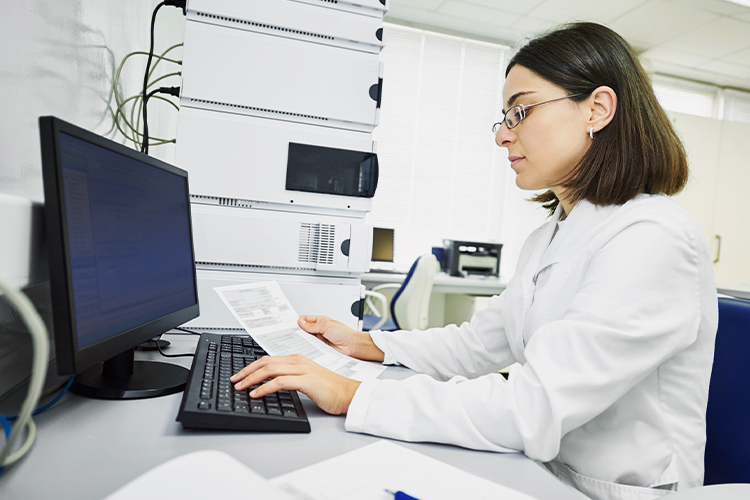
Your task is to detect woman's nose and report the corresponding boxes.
[495,124,514,147]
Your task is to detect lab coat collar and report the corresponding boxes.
[520,198,623,316]
[520,204,560,316]
[552,198,628,262]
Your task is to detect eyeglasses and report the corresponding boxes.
[492,93,583,134]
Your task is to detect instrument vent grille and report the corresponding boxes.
[298,223,336,265]
[195,11,335,41]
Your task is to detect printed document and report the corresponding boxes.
[214,281,385,381]
[105,443,536,500]
[271,440,538,500]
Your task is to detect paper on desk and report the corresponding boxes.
[270,440,539,500]
[214,281,385,381]
[104,450,296,500]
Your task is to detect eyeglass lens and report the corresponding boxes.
[505,106,524,129]
[493,106,524,134]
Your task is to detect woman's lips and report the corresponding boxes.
[509,156,524,168]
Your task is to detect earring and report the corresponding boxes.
[589,127,594,139]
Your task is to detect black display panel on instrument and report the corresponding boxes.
[286,142,379,198]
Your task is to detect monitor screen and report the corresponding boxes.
[371,227,394,262]
[40,116,199,399]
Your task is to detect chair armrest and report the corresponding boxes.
[363,291,388,331]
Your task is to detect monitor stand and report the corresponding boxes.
[71,348,188,400]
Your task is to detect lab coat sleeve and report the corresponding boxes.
[369,292,517,380]
[346,212,705,460]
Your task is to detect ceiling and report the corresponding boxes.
[384,0,750,91]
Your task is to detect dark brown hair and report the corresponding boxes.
[507,22,688,213]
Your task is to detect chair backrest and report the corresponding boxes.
[390,254,439,331]
[704,297,750,485]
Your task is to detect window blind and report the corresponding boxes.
[371,24,510,269]
[723,88,750,125]
[652,74,718,118]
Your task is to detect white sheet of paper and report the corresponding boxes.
[214,281,386,381]
[270,440,538,500]
[105,450,297,500]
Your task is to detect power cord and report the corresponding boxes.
[154,333,196,358]
[0,279,50,474]
[173,327,202,335]
[0,377,73,476]
[0,415,10,439]
[144,86,181,112]
[141,0,186,155]
[5,377,75,423]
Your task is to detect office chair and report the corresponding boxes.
[703,297,750,485]
[363,253,439,331]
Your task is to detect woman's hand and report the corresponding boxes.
[229,354,360,415]
[298,315,385,362]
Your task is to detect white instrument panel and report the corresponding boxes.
[181,22,382,128]
[175,107,376,211]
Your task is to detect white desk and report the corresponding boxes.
[362,272,506,327]
[717,284,750,301]
[363,271,506,296]
[0,333,585,500]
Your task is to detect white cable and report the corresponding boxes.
[1,420,36,467]
[111,44,182,148]
[0,279,49,467]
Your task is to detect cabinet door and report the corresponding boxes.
[712,120,750,286]
[668,111,721,247]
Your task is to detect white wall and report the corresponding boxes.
[0,1,185,204]
[0,1,185,285]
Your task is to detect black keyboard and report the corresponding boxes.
[177,333,310,432]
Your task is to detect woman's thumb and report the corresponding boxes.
[298,315,324,332]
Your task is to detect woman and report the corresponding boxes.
[231,22,718,500]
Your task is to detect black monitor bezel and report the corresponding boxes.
[39,116,199,376]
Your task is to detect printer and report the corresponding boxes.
[442,240,502,278]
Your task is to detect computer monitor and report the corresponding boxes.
[371,227,395,263]
[39,116,199,400]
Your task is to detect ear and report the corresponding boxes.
[585,86,617,134]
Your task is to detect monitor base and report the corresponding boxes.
[136,339,171,350]
[71,360,188,400]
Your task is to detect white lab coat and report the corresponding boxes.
[346,194,718,500]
